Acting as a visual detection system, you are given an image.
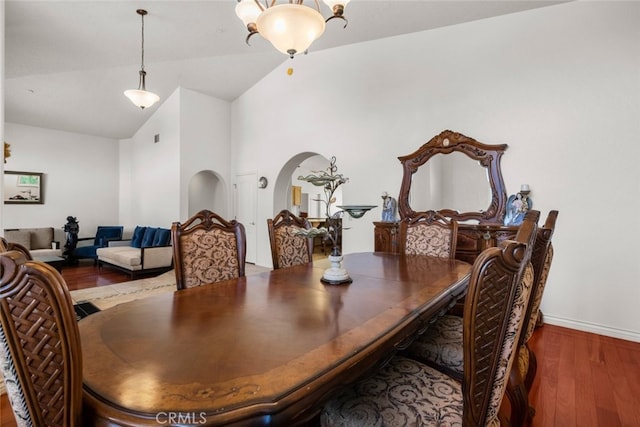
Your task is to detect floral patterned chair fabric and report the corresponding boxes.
[0,250,83,426]
[400,211,458,258]
[172,210,246,290]
[267,210,313,270]
[320,211,539,427]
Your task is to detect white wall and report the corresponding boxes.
[180,88,231,220]
[3,123,119,241]
[120,88,181,231]
[231,2,640,341]
[119,87,232,232]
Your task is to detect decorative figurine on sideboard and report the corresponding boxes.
[504,184,532,226]
[63,215,79,265]
[381,191,397,222]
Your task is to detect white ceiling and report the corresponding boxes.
[4,0,565,140]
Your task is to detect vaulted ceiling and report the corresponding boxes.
[4,1,565,139]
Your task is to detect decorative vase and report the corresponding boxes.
[321,254,352,285]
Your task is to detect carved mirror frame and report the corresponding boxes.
[397,130,508,224]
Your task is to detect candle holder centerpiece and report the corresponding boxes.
[297,156,376,285]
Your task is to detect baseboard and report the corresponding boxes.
[544,314,640,343]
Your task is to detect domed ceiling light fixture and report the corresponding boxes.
[124,9,160,109]
[235,0,351,59]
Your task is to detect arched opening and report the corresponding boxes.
[273,153,343,217]
[188,170,227,217]
[273,153,343,256]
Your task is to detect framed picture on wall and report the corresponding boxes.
[3,171,44,204]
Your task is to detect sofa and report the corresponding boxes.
[97,226,173,279]
[3,227,62,258]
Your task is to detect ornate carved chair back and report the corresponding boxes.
[0,250,83,427]
[462,209,538,426]
[0,237,9,252]
[506,210,559,426]
[267,210,313,270]
[400,210,458,258]
[520,210,559,349]
[171,210,247,290]
[1,237,33,260]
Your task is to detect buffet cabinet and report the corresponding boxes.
[373,222,519,264]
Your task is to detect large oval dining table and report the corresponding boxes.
[80,252,471,426]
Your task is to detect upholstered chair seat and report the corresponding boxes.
[406,314,464,380]
[321,356,484,427]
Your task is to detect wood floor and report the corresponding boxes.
[2,263,639,426]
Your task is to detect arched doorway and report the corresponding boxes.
[273,153,343,217]
[188,170,227,217]
[272,153,343,257]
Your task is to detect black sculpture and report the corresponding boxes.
[63,216,79,265]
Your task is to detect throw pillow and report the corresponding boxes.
[26,228,53,250]
[141,227,157,248]
[131,226,147,248]
[152,228,171,247]
[5,230,31,250]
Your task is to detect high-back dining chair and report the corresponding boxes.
[171,210,247,290]
[0,250,83,427]
[506,210,558,426]
[400,210,458,258]
[267,210,313,270]
[320,212,538,427]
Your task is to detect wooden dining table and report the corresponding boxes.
[79,252,471,426]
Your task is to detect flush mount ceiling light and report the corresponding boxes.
[124,9,160,109]
[235,0,351,59]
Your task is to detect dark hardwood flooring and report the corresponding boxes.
[2,263,639,426]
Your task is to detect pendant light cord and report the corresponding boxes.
[140,10,146,72]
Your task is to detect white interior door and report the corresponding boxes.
[236,173,257,263]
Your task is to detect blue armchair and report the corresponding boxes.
[73,226,124,264]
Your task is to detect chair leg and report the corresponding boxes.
[507,366,530,427]
[524,344,538,391]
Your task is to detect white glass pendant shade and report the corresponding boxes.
[256,4,326,57]
[235,0,262,27]
[323,0,350,10]
[124,89,160,109]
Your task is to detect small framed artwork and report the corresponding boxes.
[3,171,44,204]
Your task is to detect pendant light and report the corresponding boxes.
[235,0,350,59]
[124,9,160,109]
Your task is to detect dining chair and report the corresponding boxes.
[400,210,458,258]
[400,211,556,426]
[267,209,313,270]
[320,211,538,427]
[0,250,83,427]
[171,209,247,290]
[506,210,558,426]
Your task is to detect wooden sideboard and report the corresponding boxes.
[374,222,519,263]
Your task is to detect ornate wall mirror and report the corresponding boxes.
[397,130,508,224]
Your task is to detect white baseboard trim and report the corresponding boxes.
[543,315,640,343]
